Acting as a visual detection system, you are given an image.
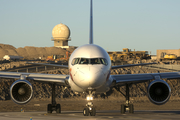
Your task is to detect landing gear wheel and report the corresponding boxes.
[47,104,52,113]
[56,104,61,113]
[129,104,134,113]
[83,107,89,116]
[90,107,96,116]
[121,104,126,114]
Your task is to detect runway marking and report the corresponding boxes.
[1,111,180,120]
[69,114,76,115]
[122,114,127,115]
[108,117,114,118]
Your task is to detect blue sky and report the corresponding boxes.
[0,0,180,55]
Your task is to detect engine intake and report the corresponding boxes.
[148,80,171,105]
[10,80,33,105]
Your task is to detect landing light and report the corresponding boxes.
[87,96,93,101]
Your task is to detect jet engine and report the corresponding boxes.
[10,80,33,105]
[147,80,171,105]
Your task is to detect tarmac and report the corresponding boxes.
[1,110,180,120]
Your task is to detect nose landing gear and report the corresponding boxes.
[83,91,96,116]
[83,101,96,116]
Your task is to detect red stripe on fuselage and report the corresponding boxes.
[69,68,74,81]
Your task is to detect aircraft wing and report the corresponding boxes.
[111,72,180,86]
[111,62,157,69]
[26,62,68,68]
[0,71,69,86]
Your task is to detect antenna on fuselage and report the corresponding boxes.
[89,0,93,44]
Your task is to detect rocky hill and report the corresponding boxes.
[0,43,76,59]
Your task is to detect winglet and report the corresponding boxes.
[89,0,93,44]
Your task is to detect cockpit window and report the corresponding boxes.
[80,58,89,64]
[72,58,108,65]
[72,58,80,65]
[75,58,80,64]
[90,58,101,64]
[100,58,108,65]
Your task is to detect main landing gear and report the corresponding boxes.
[83,91,96,116]
[47,84,61,113]
[120,84,134,114]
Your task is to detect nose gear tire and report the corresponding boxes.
[83,107,89,116]
[90,107,96,116]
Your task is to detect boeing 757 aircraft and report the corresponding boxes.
[0,0,180,116]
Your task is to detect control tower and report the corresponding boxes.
[51,23,71,48]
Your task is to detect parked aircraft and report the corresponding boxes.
[0,0,179,116]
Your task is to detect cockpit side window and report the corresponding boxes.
[72,58,80,65]
[100,58,108,65]
[75,58,80,64]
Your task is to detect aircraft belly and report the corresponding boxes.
[68,78,84,92]
[96,76,113,93]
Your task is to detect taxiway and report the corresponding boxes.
[0,110,180,120]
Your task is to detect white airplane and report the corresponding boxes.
[0,0,180,116]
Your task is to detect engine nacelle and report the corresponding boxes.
[148,80,171,105]
[10,80,33,105]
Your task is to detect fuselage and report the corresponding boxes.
[68,44,113,93]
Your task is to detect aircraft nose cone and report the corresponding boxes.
[76,66,106,89]
[86,70,103,87]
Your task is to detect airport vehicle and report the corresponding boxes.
[0,0,180,116]
[160,54,177,60]
[46,54,65,61]
[3,55,23,61]
[164,54,177,59]
[46,51,71,62]
[160,54,178,62]
[108,48,150,62]
[122,48,150,60]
